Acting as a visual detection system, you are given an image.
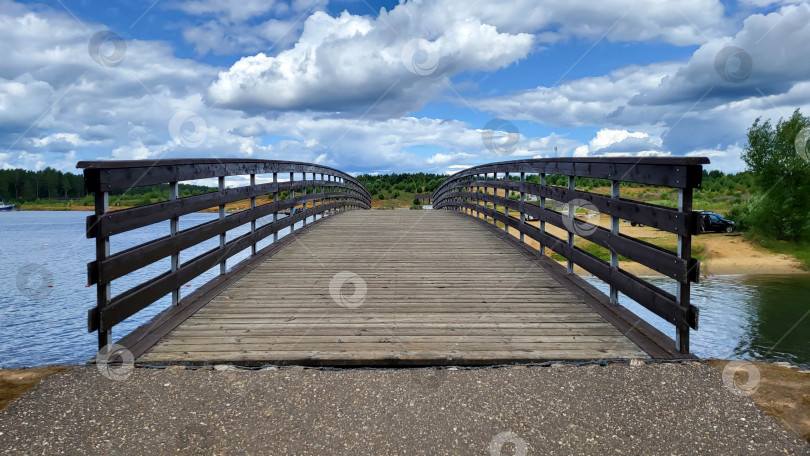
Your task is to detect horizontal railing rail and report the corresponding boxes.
[80,159,370,349]
[432,157,709,354]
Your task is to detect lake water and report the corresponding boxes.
[1,212,808,368]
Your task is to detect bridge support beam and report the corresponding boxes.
[169,181,179,306]
[95,190,111,350]
[676,188,693,354]
[273,172,279,244]
[504,172,510,235]
[218,176,226,275]
[250,174,256,255]
[566,176,574,274]
[610,180,620,306]
[540,173,546,256]
[519,172,525,243]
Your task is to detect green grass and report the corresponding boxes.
[745,235,810,270]
[374,191,418,208]
[635,237,708,260]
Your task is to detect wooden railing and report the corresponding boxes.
[80,159,371,349]
[432,157,708,354]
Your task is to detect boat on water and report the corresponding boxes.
[0,201,14,211]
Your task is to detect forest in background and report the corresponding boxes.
[0,168,214,207]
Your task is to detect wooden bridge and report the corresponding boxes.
[79,157,707,366]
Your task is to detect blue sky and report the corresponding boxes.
[2,0,809,175]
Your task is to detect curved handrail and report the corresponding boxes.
[80,159,371,349]
[432,157,709,354]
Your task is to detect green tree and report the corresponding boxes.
[21,180,36,201]
[60,175,72,198]
[736,109,810,241]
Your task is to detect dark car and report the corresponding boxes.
[698,211,735,233]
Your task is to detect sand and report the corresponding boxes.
[0,366,68,410]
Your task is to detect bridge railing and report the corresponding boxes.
[79,159,371,349]
[432,157,708,354]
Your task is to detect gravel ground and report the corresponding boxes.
[0,363,808,455]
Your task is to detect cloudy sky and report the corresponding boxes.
[1,0,809,175]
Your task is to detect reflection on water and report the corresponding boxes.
[586,274,810,368]
[1,212,809,368]
[739,275,810,366]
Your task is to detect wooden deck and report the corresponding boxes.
[136,210,657,365]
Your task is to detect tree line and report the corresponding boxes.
[0,168,86,202]
[355,172,447,197]
[0,168,216,205]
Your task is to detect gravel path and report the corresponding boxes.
[0,363,807,455]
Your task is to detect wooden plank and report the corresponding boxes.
[98,202,344,329]
[446,201,698,329]
[133,210,653,364]
[456,211,694,359]
[114,212,336,359]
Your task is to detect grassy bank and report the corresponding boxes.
[744,235,810,270]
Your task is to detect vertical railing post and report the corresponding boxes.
[472,174,481,218]
[491,173,496,227]
[610,180,620,305]
[327,175,332,215]
[566,175,574,274]
[169,181,180,306]
[319,172,324,220]
[218,176,226,275]
[504,172,510,235]
[250,174,257,256]
[676,188,693,354]
[539,173,546,256]
[303,172,308,227]
[289,172,295,232]
[332,176,341,215]
[95,191,111,350]
[273,172,279,244]
[519,172,525,243]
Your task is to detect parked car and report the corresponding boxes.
[698,211,736,233]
